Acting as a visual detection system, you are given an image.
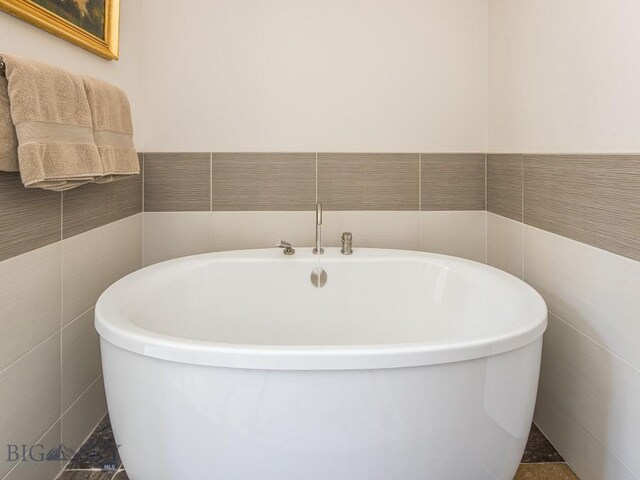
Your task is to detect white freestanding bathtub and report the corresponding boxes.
[95,248,547,480]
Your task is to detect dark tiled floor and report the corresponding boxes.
[57,417,577,479]
[66,416,121,470]
[57,472,119,480]
[521,424,565,463]
[515,463,579,479]
[57,415,122,480]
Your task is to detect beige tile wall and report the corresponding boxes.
[524,155,640,262]
[421,154,486,211]
[0,173,60,262]
[144,152,492,214]
[142,152,488,266]
[213,153,316,211]
[0,164,142,480]
[487,153,640,480]
[317,153,419,210]
[144,153,211,212]
[487,154,522,221]
[7,149,637,480]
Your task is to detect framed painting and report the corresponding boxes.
[0,0,120,60]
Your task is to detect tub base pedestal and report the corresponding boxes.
[102,338,542,480]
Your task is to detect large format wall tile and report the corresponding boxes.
[523,154,640,262]
[63,157,143,238]
[487,154,522,221]
[540,313,640,475]
[420,211,486,262]
[535,383,636,480]
[318,153,419,210]
[143,212,211,265]
[211,211,315,251]
[144,153,211,211]
[0,334,61,479]
[488,213,523,278]
[63,214,142,325]
[321,211,421,250]
[62,308,102,412]
[421,154,486,211]
[0,172,61,262]
[3,421,63,480]
[211,153,316,211]
[524,224,640,371]
[0,242,61,371]
[61,377,107,452]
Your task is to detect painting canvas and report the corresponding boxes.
[0,0,120,59]
[31,0,106,39]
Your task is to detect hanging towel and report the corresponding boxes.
[82,75,139,183]
[0,53,103,191]
[0,75,19,172]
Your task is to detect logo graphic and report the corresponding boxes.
[45,444,76,462]
[6,442,119,470]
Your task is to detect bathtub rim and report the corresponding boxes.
[95,248,548,371]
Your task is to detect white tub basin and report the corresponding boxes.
[96,248,547,480]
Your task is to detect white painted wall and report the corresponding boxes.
[489,0,640,153]
[0,1,145,148]
[141,0,488,153]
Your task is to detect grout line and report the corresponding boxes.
[487,215,640,367]
[141,153,145,267]
[63,468,118,472]
[56,376,107,478]
[484,153,487,211]
[210,152,213,211]
[57,411,111,480]
[60,191,64,449]
[524,217,640,266]
[484,153,488,264]
[520,154,525,278]
[418,153,422,212]
[1,416,62,480]
[141,153,145,213]
[60,191,64,241]
[418,153,422,250]
[210,152,214,252]
[549,308,640,376]
[537,381,640,480]
[62,305,96,330]
[315,152,318,203]
[493,205,639,281]
[60,374,103,419]
[0,327,60,376]
[486,150,640,156]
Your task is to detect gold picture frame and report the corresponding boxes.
[0,0,120,60]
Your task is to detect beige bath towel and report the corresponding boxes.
[0,53,103,190]
[82,76,139,183]
[0,75,19,172]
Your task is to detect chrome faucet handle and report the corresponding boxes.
[313,203,324,255]
[341,232,353,255]
[276,240,295,255]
